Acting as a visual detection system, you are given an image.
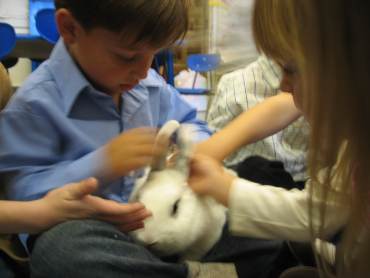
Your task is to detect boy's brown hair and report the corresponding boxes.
[54,0,190,48]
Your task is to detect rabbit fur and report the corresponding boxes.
[129,120,227,261]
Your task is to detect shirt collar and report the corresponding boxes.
[48,40,90,114]
[257,54,282,89]
[47,40,164,114]
[123,69,164,118]
[140,69,163,88]
[126,69,164,104]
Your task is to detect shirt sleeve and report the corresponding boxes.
[207,73,246,132]
[164,84,212,142]
[0,110,105,201]
[228,178,348,242]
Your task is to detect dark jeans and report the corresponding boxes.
[0,254,15,278]
[0,251,28,278]
[30,219,288,278]
[30,156,302,278]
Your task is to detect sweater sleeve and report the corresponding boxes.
[228,178,348,242]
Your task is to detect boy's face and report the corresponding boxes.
[68,27,161,96]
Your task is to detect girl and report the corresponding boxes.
[189,0,370,276]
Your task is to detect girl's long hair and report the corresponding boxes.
[253,0,370,276]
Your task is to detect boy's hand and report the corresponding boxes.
[188,155,236,206]
[103,127,162,180]
[40,178,152,233]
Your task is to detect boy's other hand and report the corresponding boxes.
[40,178,152,233]
[103,127,162,180]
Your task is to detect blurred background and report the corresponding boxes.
[0,0,258,119]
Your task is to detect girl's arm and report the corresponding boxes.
[188,154,347,241]
[196,92,301,161]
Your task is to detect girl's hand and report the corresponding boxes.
[188,155,236,206]
[38,178,152,233]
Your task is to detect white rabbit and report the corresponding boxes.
[129,120,227,261]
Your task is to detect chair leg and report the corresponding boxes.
[192,72,199,89]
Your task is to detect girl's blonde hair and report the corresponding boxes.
[0,63,12,110]
[253,0,370,276]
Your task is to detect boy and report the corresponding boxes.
[206,55,309,183]
[0,1,287,277]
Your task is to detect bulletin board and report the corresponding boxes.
[208,0,258,73]
[0,0,28,33]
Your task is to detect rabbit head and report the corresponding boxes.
[129,121,226,260]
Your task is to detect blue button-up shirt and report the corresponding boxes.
[0,41,211,202]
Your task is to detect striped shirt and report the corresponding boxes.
[207,55,310,181]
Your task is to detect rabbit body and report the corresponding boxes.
[129,121,226,261]
[130,168,226,260]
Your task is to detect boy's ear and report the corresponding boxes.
[55,8,83,44]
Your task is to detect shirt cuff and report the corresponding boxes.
[228,178,257,236]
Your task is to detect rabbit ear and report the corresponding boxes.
[129,167,151,202]
[175,124,195,176]
[151,120,181,171]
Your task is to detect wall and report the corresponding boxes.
[209,0,258,74]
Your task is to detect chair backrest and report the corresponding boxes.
[187,54,221,73]
[35,8,59,44]
[0,23,16,59]
[176,54,220,93]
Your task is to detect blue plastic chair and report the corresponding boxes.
[35,8,59,44]
[177,54,221,94]
[152,50,175,86]
[0,23,16,59]
[29,0,55,36]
